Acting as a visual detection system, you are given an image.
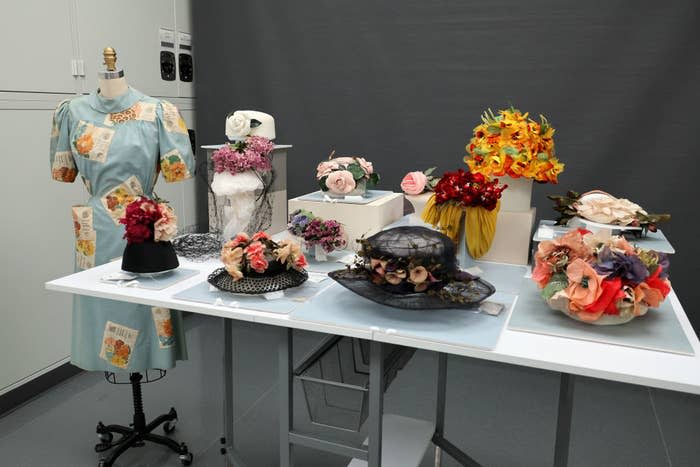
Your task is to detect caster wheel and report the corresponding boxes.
[179,452,193,465]
[95,442,112,453]
[98,431,113,443]
[164,419,177,434]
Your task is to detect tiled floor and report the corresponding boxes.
[1,314,698,467]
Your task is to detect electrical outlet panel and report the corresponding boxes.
[160,51,176,81]
[178,53,193,82]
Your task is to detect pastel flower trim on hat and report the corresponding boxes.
[220,231,308,282]
[464,106,564,183]
[316,150,380,195]
[288,209,347,254]
[119,196,178,244]
[549,190,670,234]
[532,229,672,324]
[211,136,274,176]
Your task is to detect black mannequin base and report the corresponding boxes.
[94,372,192,467]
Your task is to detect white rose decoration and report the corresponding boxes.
[575,192,646,226]
[225,111,251,140]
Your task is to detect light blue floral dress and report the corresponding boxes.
[50,87,194,371]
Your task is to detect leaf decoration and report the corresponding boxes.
[541,273,568,301]
[250,118,262,128]
[367,172,380,188]
[319,176,329,191]
[346,163,366,180]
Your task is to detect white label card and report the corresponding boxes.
[178,32,192,47]
[159,28,175,46]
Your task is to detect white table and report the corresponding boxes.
[46,258,700,467]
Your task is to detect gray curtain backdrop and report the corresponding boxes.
[193,0,700,331]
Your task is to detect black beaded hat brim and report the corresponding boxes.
[208,267,308,294]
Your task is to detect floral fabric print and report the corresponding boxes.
[72,205,96,269]
[51,151,78,182]
[73,121,115,163]
[105,101,157,126]
[161,101,189,134]
[99,321,139,369]
[100,175,144,224]
[160,150,191,182]
[152,307,175,348]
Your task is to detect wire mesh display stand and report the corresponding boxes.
[279,330,388,466]
[95,370,192,467]
[278,330,475,467]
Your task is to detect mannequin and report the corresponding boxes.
[97,47,129,98]
[49,46,195,466]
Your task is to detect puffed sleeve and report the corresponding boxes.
[157,100,195,183]
[49,99,78,183]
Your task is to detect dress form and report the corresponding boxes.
[98,47,129,98]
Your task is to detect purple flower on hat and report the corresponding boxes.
[593,246,649,286]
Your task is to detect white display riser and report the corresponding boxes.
[289,193,405,250]
[476,207,536,266]
[499,176,533,213]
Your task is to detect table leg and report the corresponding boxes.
[279,328,294,467]
[368,340,385,467]
[431,353,481,467]
[223,318,234,467]
[434,353,447,467]
[553,373,575,467]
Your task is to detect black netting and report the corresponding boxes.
[172,233,222,261]
[207,267,308,294]
[359,226,457,277]
[329,226,495,310]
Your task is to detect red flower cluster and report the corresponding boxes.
[433,169,507,210]
[119,197,161,244]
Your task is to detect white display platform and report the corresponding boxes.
[533,220,675,254]
[296,190,394,205]
[101,268,199,290]
[347,415,435,467]
[289,192,404,250]
[173,278,333,315]
[509,280,693,355]
[291,284,517,351]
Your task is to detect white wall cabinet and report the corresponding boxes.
[75,0,178,97]
[0,0,77,93]
[176,0,196,98]
[0,0,196,396]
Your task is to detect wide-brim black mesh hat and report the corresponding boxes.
[208,261,308,294]
[329,226,495,310]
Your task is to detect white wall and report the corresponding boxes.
[0,0,197,395]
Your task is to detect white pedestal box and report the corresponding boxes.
[499,176,533,212]
[288,193,405,250]
[404,192,432,221]
[461,207,535,266]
